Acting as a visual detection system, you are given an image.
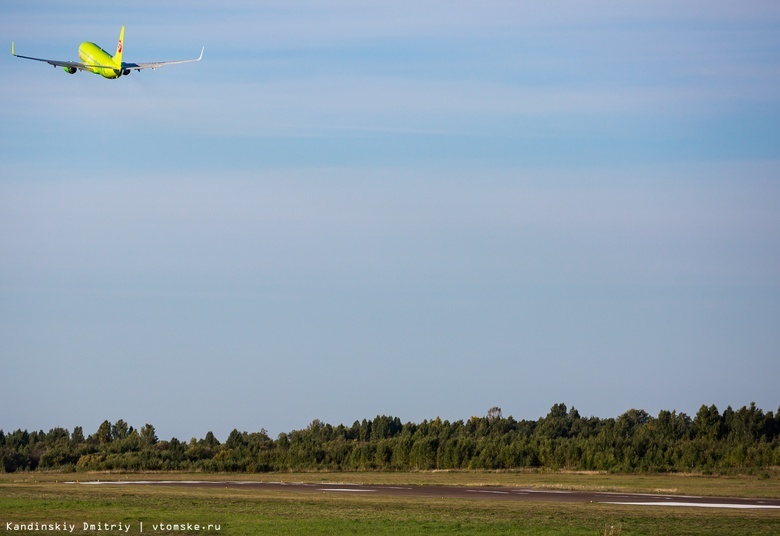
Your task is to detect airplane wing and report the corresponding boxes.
[11,42,112,71]
[122,47,204,71]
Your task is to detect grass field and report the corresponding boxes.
[1,471,779,535]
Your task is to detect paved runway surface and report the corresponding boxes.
[75,480,780,509]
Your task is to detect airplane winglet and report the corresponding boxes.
[11,41,15,56]
[197,47,204,61]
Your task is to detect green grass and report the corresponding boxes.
[1,472,778,535]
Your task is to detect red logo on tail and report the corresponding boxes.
[117,41,123,53]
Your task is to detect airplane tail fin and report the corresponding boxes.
[113,26,124,66]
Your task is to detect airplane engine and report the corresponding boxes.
[123,69,131,76]
[63,66,77,74]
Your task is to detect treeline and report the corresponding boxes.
[2,403,779,474]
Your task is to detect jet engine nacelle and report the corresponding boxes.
[63,66,77,74]
[122,69,131,76]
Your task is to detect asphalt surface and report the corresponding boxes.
[76,480,780,509]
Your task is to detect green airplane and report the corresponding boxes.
[11,26,203,79]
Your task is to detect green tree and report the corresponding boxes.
[71,426,85,446]
[538,403,571,439]
[225,429,246,450]
[694,405,722,440]
[140,424,158,446]
[112,420,130,440]
[95,420,113,444]
[487,407,503,423]
[203,431,220,448]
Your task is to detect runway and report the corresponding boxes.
[73,480,780,509]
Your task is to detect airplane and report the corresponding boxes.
[11,26,203,79]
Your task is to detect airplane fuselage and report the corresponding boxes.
[77,42,123,78]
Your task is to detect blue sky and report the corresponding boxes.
[2,1,779,441]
